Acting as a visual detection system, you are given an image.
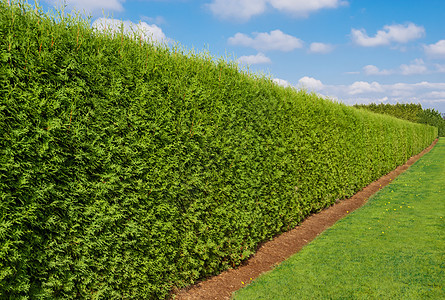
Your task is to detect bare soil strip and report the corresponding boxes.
[174,139,438,300]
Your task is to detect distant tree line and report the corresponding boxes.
[353,103,445,137]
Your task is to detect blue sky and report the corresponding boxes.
[40,0,445,113]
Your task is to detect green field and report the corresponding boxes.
[234,138,445,299]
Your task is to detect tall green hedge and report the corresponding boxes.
[354,102,445,137]
[0,1,438,299]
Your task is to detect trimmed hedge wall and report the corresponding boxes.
[0,1,438,299]
[354,103,445,137]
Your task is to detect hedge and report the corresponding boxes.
[354,103,445,137]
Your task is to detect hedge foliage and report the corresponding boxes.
[0,1,438,299]
[354,102,445,137]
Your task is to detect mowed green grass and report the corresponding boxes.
[233,138,445,300]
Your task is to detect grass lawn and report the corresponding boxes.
[233,138,445,299]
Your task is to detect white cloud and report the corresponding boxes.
[45,0,124,13]
[206,0,347,21]
[363,65,379,75]
[298,76,324,91]
[279,75,445,111]
[295,77,445,111]
[228,30,303,52]
[362,59,428,76]
[427,91,445,98]
[206,0,267,22]
[424,40,445,58]
[400,59,427,75]
[268,0,348,17]
[348,81,383,95]
[351,23,425,47]
[92,18,167,44]
[309,42,334,54]
[363,65,392,75]
[238,53,271,65]
[273,78,292,87]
